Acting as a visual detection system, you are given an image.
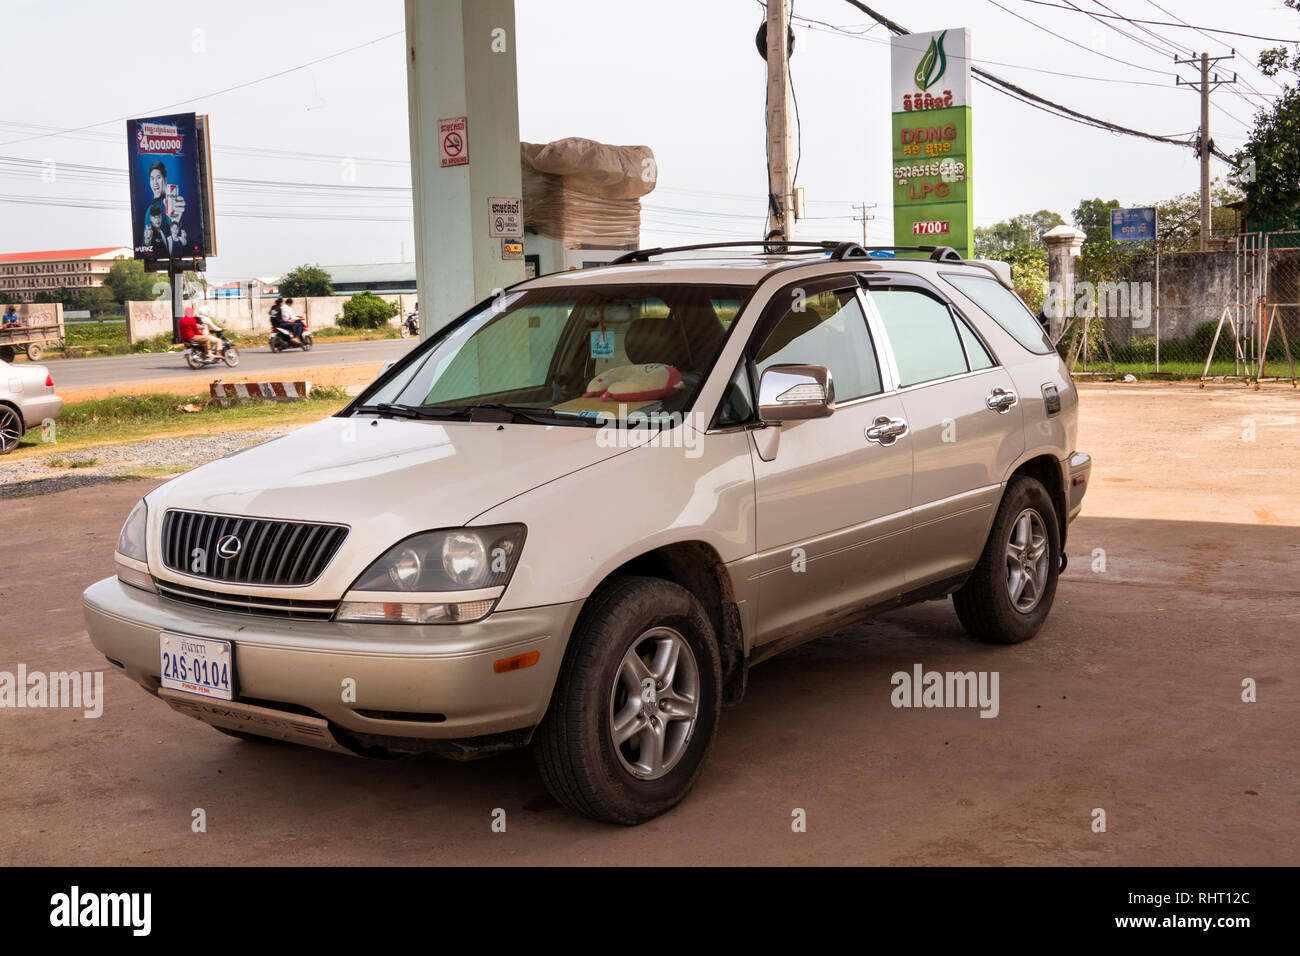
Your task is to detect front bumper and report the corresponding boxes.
[83,576,582,754]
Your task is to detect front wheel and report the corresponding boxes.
[222,346,240,368]
[534,576,722,825]
[953,476,1061,644]
[300,337,312,352]
[185,349,204,370]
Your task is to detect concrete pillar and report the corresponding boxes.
[1042,225,1086,341]
[404,0,525,340]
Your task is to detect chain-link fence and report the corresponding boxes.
[1052,231,1300,382]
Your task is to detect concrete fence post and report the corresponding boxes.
[1043,225,1086,342]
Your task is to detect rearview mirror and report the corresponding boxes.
[758,364,835,423]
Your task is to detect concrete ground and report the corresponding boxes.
[1,381,1296,865]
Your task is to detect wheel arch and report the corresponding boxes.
[599,540,748,707]
[1003,452,1068,550]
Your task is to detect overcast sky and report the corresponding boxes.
[0,0,1295,284]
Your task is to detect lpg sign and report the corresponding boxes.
[890,28,973,258]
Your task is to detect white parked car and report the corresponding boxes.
[0,359,62,454]
[84,241,1090,824]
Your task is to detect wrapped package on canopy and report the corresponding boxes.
[520,137,656,247]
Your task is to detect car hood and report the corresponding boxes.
[147,414,636,535]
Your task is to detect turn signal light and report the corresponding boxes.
[494,651,540,674]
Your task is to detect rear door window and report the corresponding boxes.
[866,287,968,387]
[942,273,1053,354]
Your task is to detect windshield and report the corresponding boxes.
[360,283,748,423]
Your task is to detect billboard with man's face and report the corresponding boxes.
[126,112,211,264]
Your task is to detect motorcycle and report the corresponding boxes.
[400,310,419,339]
[268,324,313,352]
[184,329,240,369]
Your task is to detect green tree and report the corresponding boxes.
[102,257,159,304]
[1072,198,1121,244]
[1154,180,1243,251]
[279,264,334,298]
[1232,0,1300,221]
[974,209,1065,257]
[340,291,398,329]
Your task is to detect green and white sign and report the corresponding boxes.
[890,28,973,257]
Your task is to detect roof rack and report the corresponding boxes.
[609,240,964,265]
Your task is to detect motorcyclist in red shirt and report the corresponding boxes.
[177,311,216,359]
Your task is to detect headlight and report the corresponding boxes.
[115,499,155,593]
[337,524,525,624]
[117,499,148,561]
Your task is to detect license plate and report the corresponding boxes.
[159,632,234,701]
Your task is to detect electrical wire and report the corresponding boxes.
[1016,1,1298,43]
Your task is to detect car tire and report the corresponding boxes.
[534,576,723,825]
[952,476,1061,645]
[0,403,23,454]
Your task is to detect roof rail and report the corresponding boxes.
[607,241,966,265]
[609,240,838,264]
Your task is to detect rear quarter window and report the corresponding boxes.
[942,273,1053,354]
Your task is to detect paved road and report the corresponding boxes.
[41,338,414,391]
[2,384,1298,864]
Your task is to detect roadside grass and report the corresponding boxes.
[6,386,351,461]
[45,456,99,469]
[1072,360,1300,379]
[313,325,402,340]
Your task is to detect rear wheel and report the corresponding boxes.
[25,344,42,361]
[0,404,23,454]
[269,337,283,352]
[534,576,722,824]
[953,476,1061,644]
[185,349,204,369]
[222,346,240,367]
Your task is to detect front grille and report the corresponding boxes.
[161,509,348,587]
[155,580,339,621]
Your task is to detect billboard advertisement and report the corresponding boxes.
[126,112,214,265]
[890,29,973,258]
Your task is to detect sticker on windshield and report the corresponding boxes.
[590,330,615,359]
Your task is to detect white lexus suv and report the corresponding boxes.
[84,241,1090,824]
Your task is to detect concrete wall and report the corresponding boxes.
[7,303,63,329]
[126,293,408,342]
[1095,248,1300,345]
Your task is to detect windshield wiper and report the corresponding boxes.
[354,402,465,420]
[461,403,606,427]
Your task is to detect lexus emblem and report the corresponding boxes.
[216,534,242,560]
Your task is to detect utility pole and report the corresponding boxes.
[1175,52,1236,251]
[764,0,795,243]
[853,202,877,246]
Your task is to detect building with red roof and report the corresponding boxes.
[0,246,132,302]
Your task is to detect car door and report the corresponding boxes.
[862,277,1024,590]
[742,277,912,647]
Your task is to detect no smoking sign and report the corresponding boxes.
[439,116,469,167]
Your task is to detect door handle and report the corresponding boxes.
[865,415,908,445]
[986,387,1019,413]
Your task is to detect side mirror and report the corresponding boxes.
[757,364,835,423]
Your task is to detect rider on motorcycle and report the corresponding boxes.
[178,309,217,359]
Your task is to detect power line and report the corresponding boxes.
[0,31,403,148]
[842,0,1239,165]
[1016,1,1298,43]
